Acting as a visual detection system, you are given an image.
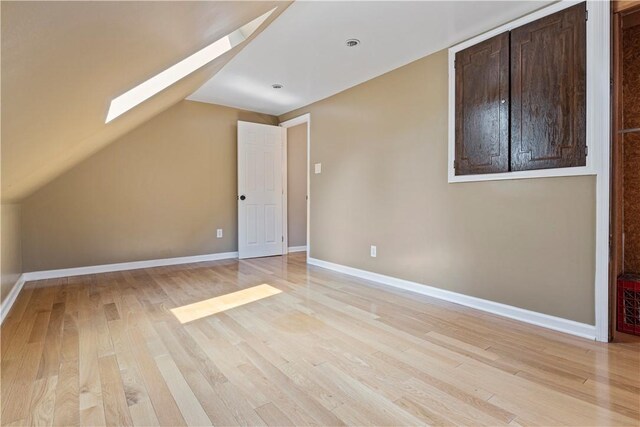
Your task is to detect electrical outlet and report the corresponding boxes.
[370,245,377,258]
[314,163,322,174]
[216,229,223,238]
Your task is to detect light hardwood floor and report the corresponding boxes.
[1,253,639,426]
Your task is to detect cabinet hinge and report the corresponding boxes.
[453,160,457,169]
[585,146,588,157]
[585,9,588,21]
[454,59,456,69]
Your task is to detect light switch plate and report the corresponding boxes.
[314,163,322,174]
[216,229,223,238]
[370,245,377,258]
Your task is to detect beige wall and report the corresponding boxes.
[1,204,22,303]
[22,101,277,272]
[280,49,596,324]
[287,123,308,248]
[17,47,597,324]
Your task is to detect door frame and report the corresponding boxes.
[279,113,311,261]
[609,2,640,341]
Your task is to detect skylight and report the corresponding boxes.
[105,8,276,123]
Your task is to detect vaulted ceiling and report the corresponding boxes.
[188,1,552,115]
[1,1,289,202]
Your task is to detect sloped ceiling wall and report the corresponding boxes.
[1,1,289,202]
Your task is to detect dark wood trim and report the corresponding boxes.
[622,7,640,27]
[613,0,640,14]
[610,9,624,342]
[609,5,640,342]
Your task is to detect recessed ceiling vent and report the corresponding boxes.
[345,38,360,47]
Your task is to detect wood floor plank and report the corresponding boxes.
[238,341,346,426]
[77,287,106,427]
[98,354,133,427]
[1,253,638,426]
[127,399,159,427]
[1,287,35,358]
[2,340,47,423]
[28,310,52,344]
[278,360,345,411]
[152,321,237,426]
[153,353,211,426]
[184,322,271,411]
[36,302,66,379]
[52,360,80,427]
[372,350,515,423]
[393,395,453,426]
[126,327,186,426]
[237,361,321,426]
[255,402,295,426]
[313,361,424,426]
[25,375,58,427]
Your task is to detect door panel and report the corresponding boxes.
[455,32,510,175]
[510,3,586,171]
[246,205,258,244]
[265,205,276,243]
[238,121,285,259]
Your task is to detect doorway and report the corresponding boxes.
[236,115,311,260]
[610,2,640,341]
[280,114,311,259]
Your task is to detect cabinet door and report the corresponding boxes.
[510,3,586,171]
[455,32,510,175]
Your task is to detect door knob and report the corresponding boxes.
[240,195,246,201]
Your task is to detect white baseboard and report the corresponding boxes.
[307,257,597,340]
[1,274,26,324]
[287,246,308,253]
[0,251,238,324]
[23,251,239,282]
[4,252,597,340]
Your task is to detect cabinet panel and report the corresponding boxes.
[510,3,586,171]
[455,32,510,175]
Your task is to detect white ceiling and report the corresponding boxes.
[188,1,552,116]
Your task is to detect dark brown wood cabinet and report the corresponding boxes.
[510,3,587,171]
[455,32,510,175]
[454,3,587,176]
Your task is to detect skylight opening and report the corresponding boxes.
[105,8,276,123]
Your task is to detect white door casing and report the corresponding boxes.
[237,121,286,259]
[279,113,311,261]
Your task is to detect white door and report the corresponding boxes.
[237,121,286,259]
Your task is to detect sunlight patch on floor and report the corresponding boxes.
[170,284,282,323]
